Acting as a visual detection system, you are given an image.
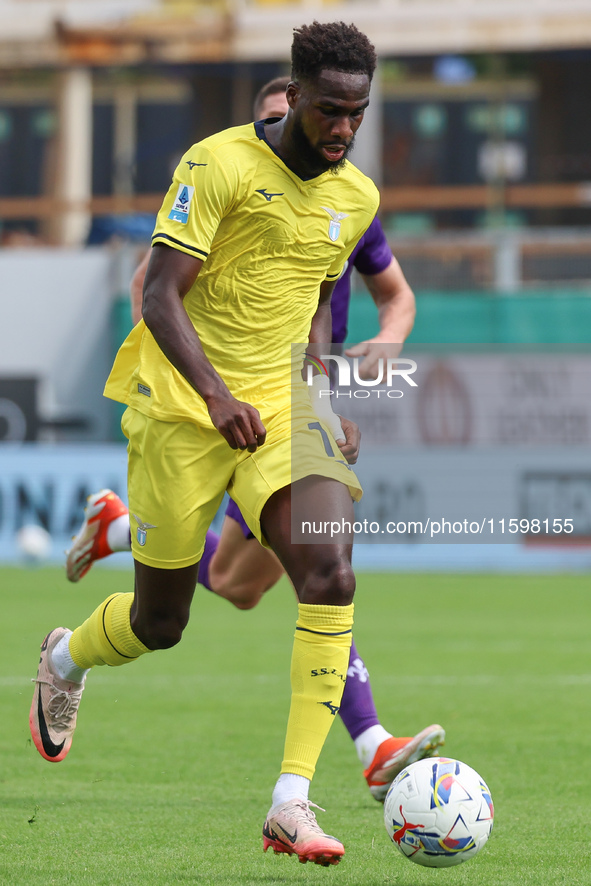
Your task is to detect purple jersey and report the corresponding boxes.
[330,216,392,344]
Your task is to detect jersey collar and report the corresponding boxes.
[253,119,329,183]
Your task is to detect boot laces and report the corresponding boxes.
[34,679,83,729]
[282,800,326,834]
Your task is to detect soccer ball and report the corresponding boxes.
[384,757,494,868]
[16,524,52,563]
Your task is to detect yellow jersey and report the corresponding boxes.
[104,120,379,427]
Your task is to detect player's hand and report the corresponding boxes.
[207,396,266,452]
[337,415,360,465]
[345,338,403,381]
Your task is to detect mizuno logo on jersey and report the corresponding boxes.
[186,160,207,170]
[256,188,284,202]
[168,183,195,224]
[321,206,349,241]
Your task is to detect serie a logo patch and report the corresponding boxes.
[168,184,195,224]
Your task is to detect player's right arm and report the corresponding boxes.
[360,255,416,346]
[142,243,266,452]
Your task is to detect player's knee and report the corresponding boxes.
[214,579,264,610]
[233,574,281,608]
[231,595,261,611]
[212,569,281,609]
[301,559,355,605]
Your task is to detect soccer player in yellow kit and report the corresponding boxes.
[32,21,386,866]
[64,75,443,807]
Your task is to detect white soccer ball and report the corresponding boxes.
[16,524,52,563]
[384,757,494,868]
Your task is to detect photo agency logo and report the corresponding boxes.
[303,351,418,399]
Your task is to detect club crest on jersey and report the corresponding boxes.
[322,206,349,242]
[133,514,157,546]
[168,183,195,224]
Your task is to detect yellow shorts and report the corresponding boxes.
[121,401,362,569]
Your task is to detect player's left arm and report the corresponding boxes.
[345,255,416,378]
[308,280,360,465]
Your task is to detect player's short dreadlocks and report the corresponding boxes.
[291,21,377,85]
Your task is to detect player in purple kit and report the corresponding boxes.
[65,75,443,804]
[333,217,412,355]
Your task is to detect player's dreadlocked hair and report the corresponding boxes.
[291,21,377,85]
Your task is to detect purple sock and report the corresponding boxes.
[338,640,380,741]
[197,530,219,591]
[225,498,255,539]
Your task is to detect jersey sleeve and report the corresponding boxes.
[151,144,236,260]
[353,217,393,276]
[325,260,348,281]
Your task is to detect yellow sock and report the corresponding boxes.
[280,602,354,780]
[68,593,151,669]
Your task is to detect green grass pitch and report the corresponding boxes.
[2,566,590,885]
